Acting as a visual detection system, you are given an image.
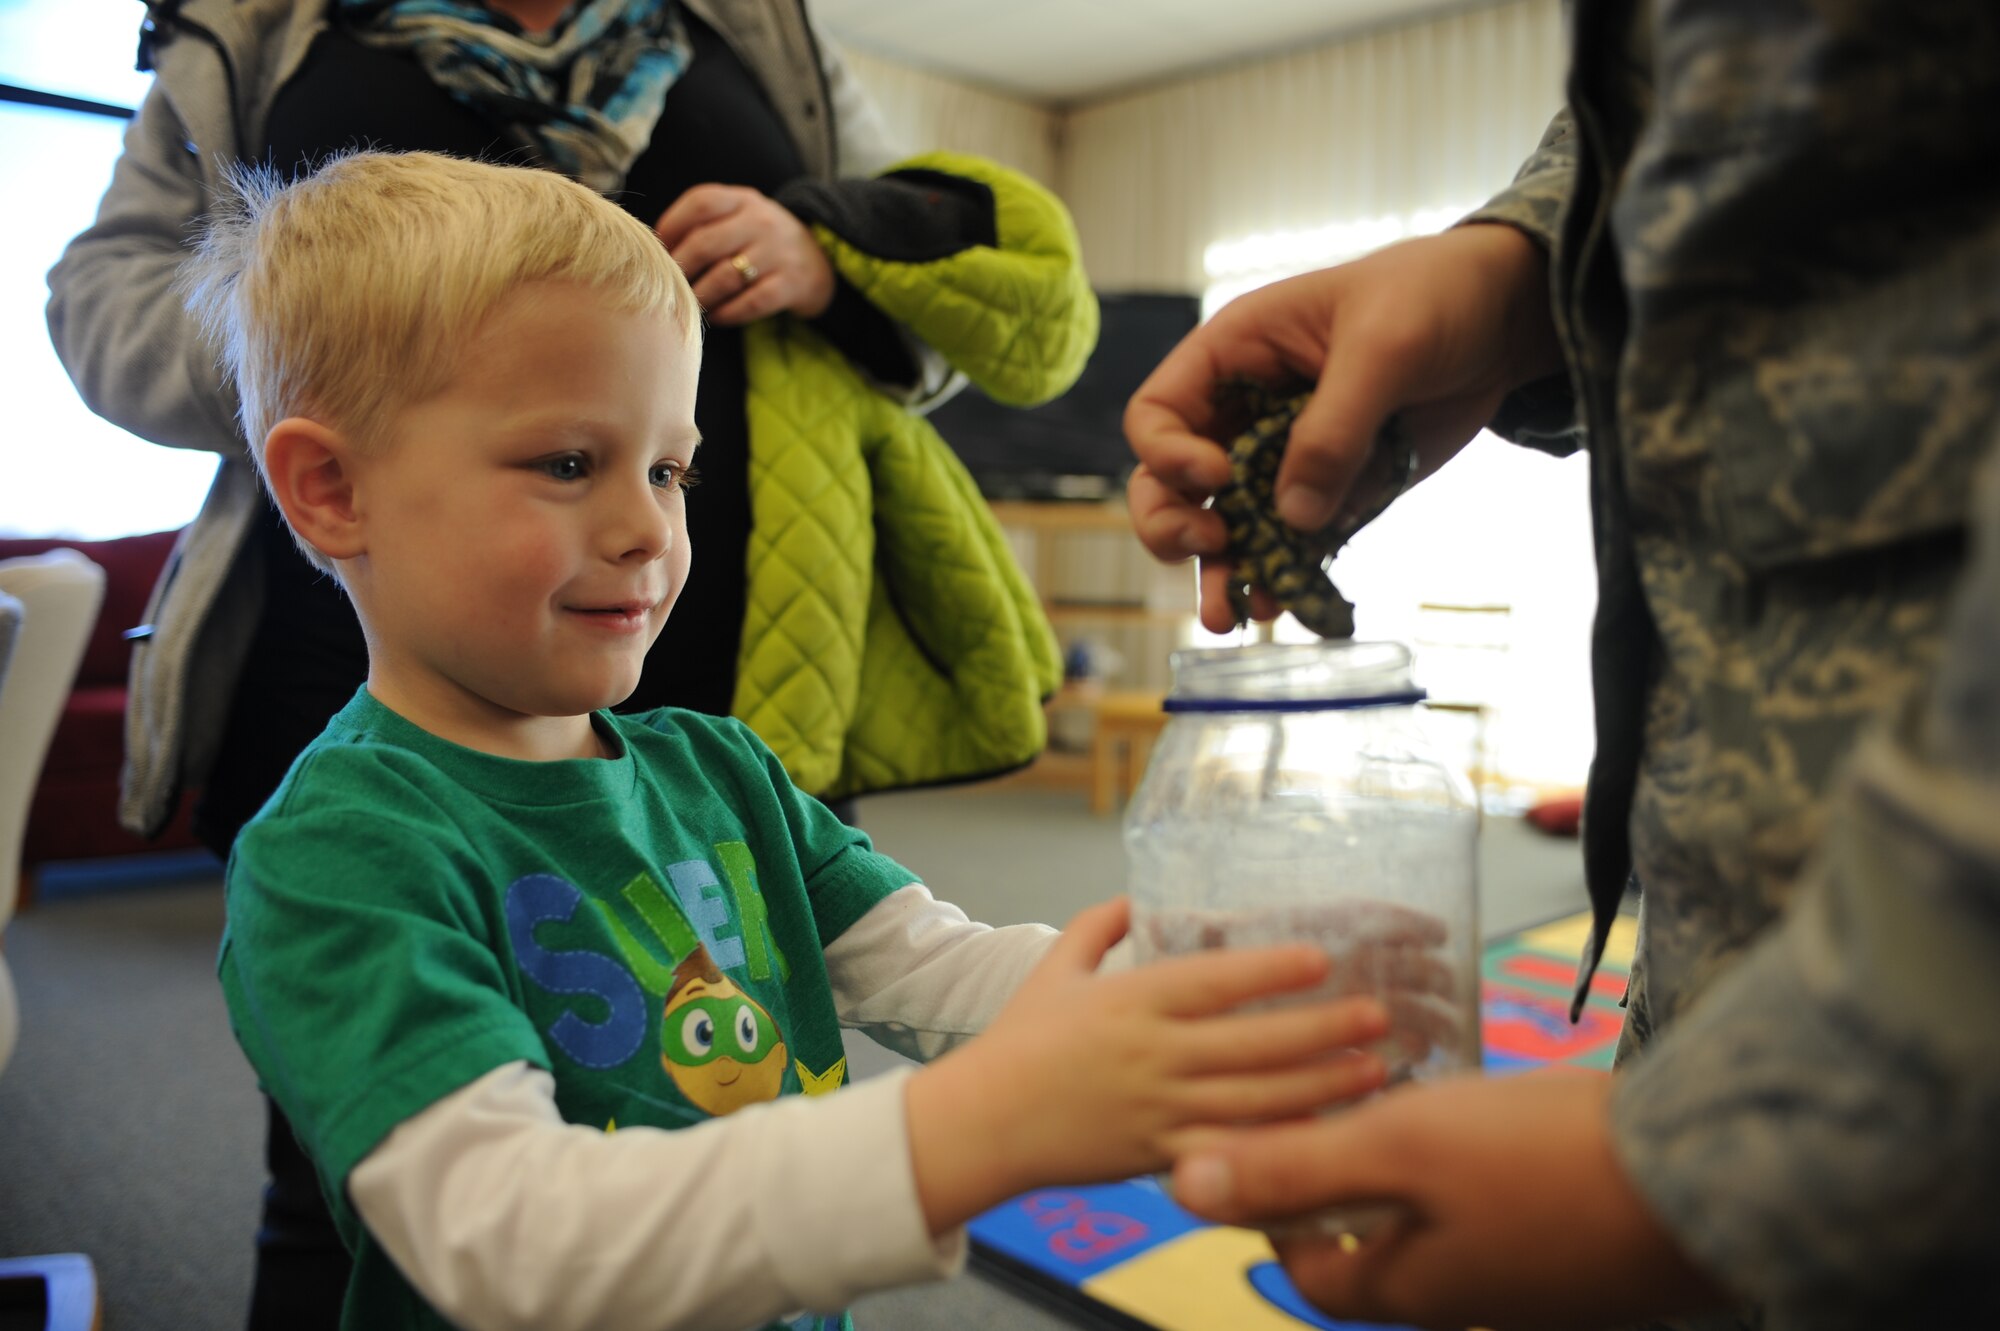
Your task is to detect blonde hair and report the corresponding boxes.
[182,150,699,558]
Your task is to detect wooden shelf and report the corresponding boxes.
[1045,604,1186,626]
[989,499,1190,630]
[987,499,1133,532]
[984,500,1192,810]
[1046,682,1100,711]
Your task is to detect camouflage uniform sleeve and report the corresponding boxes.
[1461,109,1580,454]
[1606,441,2000,1328]
[1462,108,1576,251]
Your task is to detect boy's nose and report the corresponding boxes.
[601,479,673,562]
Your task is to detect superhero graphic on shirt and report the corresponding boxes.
[660,943,787,1115]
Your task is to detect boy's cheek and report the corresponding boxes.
[487,539,572,597]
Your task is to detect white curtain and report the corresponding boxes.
[1058,0,1567,293]
[836,45,1060,189]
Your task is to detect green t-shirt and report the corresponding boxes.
[219,689,914,1331]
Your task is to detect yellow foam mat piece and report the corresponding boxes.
[1082,1225,1304,1330]
[1518,911,1636,970]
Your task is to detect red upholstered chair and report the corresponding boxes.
[1525,790,1585,838]
[0,530,205,899]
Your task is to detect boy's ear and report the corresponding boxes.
[262,417,365,563]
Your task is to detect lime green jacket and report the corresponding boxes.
[738,152,1097,797]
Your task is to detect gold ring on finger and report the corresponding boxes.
[730,253,761,285]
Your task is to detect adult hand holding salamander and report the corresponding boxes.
[1122,222,1563,634]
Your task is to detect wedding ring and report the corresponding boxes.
[730,253,760,285]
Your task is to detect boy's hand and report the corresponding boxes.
[1123,223,1563,634]
[1170,1070,1732,1331]
[654,184,836,325]
[906,898,1392,1235]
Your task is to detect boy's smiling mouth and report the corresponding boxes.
[565,599,659,631]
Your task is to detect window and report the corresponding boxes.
[1,2,218,539]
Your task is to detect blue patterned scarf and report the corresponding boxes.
[339,0,693,191]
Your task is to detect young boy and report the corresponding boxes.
[186,150,1391,1331]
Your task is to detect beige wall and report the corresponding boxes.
[1060,0,1566,291]
[837,45,1061,189]
[841,0,1565,293]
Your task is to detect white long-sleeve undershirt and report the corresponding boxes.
[348,884,1059,1331]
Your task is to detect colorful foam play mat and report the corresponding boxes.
[967,910,1637,1330]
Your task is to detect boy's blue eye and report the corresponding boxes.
[539,454,587,481]
[651,461,699,491]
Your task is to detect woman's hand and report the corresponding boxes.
[1170,1070,1731,1330]
[654,184,836,325]
[1124,222,1563,634]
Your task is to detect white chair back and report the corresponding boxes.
[0,549,108,1075]
[0,587,21,1073]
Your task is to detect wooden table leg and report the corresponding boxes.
[1090,728,1117,816]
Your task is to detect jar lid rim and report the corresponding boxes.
[1166,640,1419,706]
[1161,688,1429,713]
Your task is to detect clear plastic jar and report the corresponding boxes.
[1126,641,1481,1226]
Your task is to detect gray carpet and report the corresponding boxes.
[0,861,259,1330]
[0,785,1588,1331]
